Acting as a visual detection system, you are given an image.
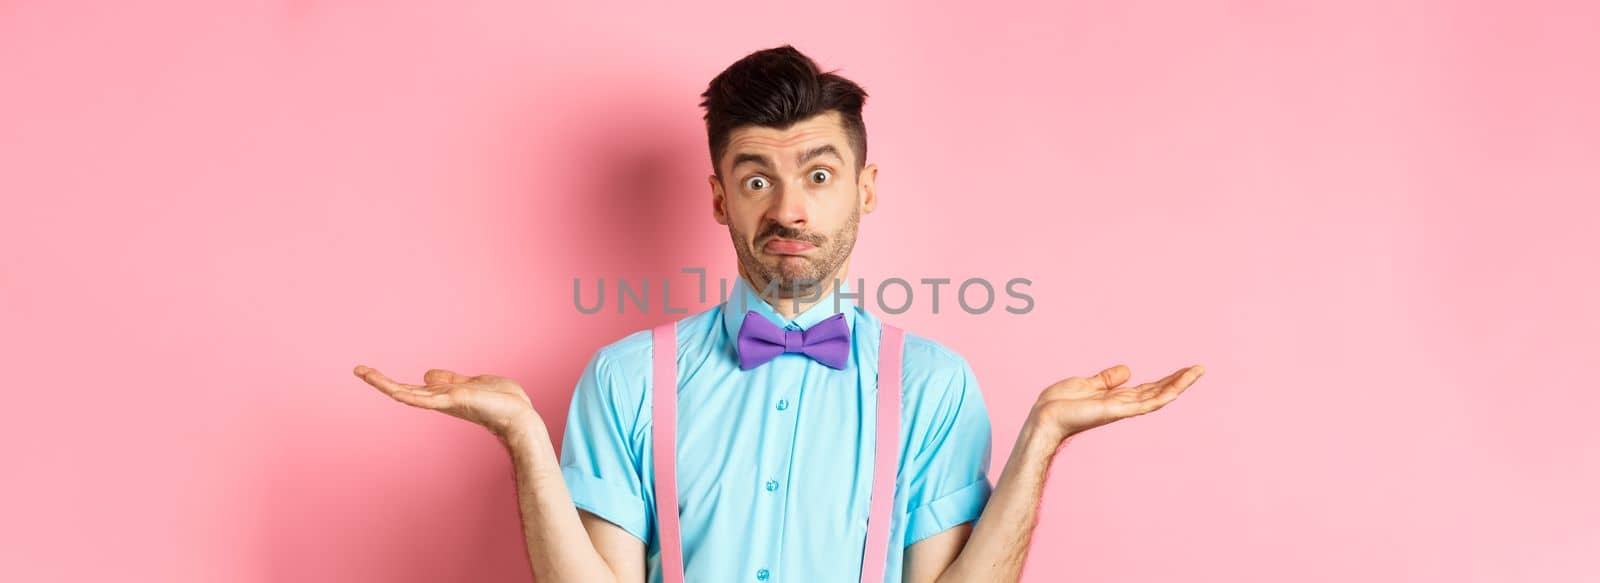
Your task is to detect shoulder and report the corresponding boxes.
[889,328,993,457]
[858,306,971,380]
[900,331,970,370]
[881,323,987,415]
[583,305,723,391]
[897,329,977,383]
[590,328,652,375]
[567,329,652,431]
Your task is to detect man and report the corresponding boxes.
[353,44,1204,582]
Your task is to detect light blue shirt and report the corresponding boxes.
[559,276,993,583]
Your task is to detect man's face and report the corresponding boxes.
[710,110,878,299]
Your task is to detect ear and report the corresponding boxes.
[859,162,879,215]
[709,173,729,225]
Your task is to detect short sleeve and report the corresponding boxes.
[903,355,994,546]
[559,349,652,544]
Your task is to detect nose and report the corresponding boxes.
[765,181,810,228]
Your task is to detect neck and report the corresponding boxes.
[739,261,852,321]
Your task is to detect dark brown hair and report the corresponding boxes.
[699,44,869,180]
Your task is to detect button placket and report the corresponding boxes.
[761,357,804,583]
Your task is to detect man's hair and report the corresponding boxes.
[699,44,869,180]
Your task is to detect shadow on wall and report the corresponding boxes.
[259,74,715,582]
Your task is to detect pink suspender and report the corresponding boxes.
[652,322,685,581]
[862,323,904,582]
[651,322,904,583]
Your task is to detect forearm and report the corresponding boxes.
[936,419,1066,583]
[500,418,619,583]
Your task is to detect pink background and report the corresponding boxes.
[3,1,1596,581]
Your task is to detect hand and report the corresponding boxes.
[1027,363,1205,445]
[352,364,542,443]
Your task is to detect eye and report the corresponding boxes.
[743,175,770,191]
[809,168,832,184]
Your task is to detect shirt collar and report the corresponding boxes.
[720,275,859,343]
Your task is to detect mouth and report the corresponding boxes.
[762,237,817,255]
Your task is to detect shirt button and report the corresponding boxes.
[765,479,779,492]
[757,568,770,581]
[775,399,789,411]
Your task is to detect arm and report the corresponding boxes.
[502,416,644,582]
[901,416,1060,582]
[913,415,1066,581]
[352,365,643,582]
[910,363,1206,582]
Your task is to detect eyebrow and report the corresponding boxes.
[730,144,844,172]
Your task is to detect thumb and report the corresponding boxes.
[424,368,472,385]
[1088,364,1131,391]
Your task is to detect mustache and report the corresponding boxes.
[758,223,826,245]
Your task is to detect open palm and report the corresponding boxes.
[352,365,539,439]
[1030,363,1205,443]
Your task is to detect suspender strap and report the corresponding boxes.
[650,322,905,583]
[861,322,904,582]
[651,323,685,583]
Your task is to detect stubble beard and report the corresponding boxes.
[729,205,859,300]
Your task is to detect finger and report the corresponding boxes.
[1130,366,1193,399]
[1139,365,1205,408]
[1104,390,1167,419]
[1161,365,1205,401]
[1087,364,1132,391]
[1104,394,1155,418]
[389,387,454,410]
[424,368,473,385]
[471,373,514,387]
[353,365,424,396]
[1039,364,1132,401]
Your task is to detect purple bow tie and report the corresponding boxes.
[736,310,851,370]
